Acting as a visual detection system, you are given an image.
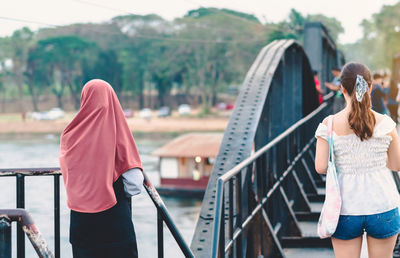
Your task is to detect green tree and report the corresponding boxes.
[0,38,9,112]
[9,27,34,115]
[149,41,184,107]
[79,49,123,96]
[306,14,344,42]
[26,48,48,111]
[113,14,170,108]
[269,9,344,43]
[29,36,97,108]
[342,2,400,70]
[176,8,267,108]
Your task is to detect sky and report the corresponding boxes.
[0,0,398,44]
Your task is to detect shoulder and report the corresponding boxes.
[315,116,331,141]
[373,111,386,124]
[371,109,386,119]
[321,115,331,126]
[322,112,343,126]
[374,112,397,136]
[321,113,342,126]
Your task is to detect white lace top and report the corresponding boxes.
[315,115,400,215]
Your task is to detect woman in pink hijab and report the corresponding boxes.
[60,79,143,258]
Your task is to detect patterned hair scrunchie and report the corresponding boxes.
[355,75,368,102]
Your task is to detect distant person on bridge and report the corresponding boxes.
[325,67,344,112]
[371,72,389,114]
[313,70,324,104]
[385,72,399,123]
[315,62,400,258]
[59,79,144,258]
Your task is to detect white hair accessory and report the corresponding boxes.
[355,75,368,102]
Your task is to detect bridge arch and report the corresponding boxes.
[191,39,327,256]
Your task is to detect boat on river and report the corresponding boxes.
[152,133,222,197]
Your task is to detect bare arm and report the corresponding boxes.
[325,82,340,92]
[315,118,329,174]
[387,128,400,171]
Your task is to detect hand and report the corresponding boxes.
[325,82,337,91]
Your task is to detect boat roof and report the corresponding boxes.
[152,133,223,158]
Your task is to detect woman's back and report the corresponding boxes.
[316,111,399,215]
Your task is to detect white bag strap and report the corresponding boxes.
[327,115,335,162]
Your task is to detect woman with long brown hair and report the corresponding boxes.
[315,62,400,258]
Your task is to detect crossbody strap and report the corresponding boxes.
[327,115,335,162]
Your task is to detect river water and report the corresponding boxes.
[0,134,202,258]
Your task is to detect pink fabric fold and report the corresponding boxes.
[59,79,142,213]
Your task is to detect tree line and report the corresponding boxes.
[0,8,344,112]
[343,2,400,71]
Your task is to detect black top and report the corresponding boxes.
[70,177,136,248]
[371,84,389,114]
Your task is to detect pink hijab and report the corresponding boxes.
[59,79,142,213]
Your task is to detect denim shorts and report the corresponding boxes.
[332,208,400,240]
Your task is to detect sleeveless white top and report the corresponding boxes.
[315,115,400,215]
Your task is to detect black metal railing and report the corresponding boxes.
[0,169,194,258]
[0,168,61,258]
[0,209,54,258]
[142,172,194,258]
[211,100,331,257]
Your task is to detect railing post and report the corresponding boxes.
[157,209,164,258]
[219,192,225,258]
[235,171,243,258]
[16,174,25,258]
[211,179,225,258]
[54,174,60,258]
[0,217,11,258]
[228,179,233,258]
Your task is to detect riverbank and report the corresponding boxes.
[0,112,229,134]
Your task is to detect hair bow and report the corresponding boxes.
[355,75,368,102]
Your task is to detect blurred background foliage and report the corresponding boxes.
[343,2,400,71]
[0,4,397,112]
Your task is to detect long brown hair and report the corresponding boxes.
[340,62,376,141]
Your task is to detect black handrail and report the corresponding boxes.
[0,168,194,258]
[221,98,331,181]
[142,172,194,258]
